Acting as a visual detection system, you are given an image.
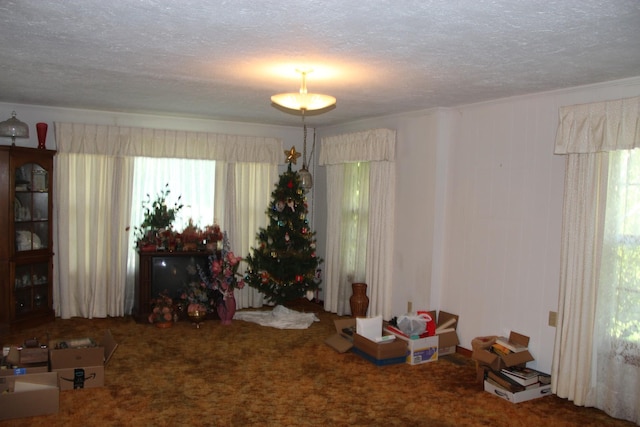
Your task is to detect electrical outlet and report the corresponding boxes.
[548,311,557,327]
[407,301,412,313]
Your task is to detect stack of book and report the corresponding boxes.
[485,365,551,393]
[490,336,529,357]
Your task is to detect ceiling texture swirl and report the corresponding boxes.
[0,0,639,126]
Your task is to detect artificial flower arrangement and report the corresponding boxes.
[180,261,216,313]
[148,291,174,324]
[197,232,244,323]
[178,228,241,315]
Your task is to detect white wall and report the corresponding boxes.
[317,76,640,374]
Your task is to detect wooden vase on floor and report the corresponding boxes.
[155,321,173,329]
[350,282,369,317]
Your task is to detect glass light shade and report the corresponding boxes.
[0,111,29,138]
[0,111,29,146]
[271,92,336,111]
[298,166,313,191]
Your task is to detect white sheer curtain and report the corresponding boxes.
[54,122,282,318]
[553,96,640,424]
[320,129,396,319]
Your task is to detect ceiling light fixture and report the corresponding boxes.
[271,69,336,112]
[0,111,30,146]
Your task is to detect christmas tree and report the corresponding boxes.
[244,149,322,304]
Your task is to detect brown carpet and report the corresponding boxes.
[0,300,635,427]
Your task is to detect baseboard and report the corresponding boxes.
[456,346,472,358]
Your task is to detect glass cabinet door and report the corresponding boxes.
[13,261,50,316]
[14,163,49,252]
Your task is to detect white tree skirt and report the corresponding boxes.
[233,305,320,329]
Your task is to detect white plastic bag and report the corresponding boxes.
[396,312,433,336]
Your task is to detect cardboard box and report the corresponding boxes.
[2,346,49,375]
[391,333,439,365]
[49,330,118,390]
[325,318,408,365]
[0,372,59,420]
[430,311,460,356]
[484,379,552,403]
[325,318,356,353]
[472,331,533,371]
[352,330,408,361]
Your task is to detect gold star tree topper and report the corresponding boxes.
[284,146,301,164]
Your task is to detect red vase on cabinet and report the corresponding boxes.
[36,123,48,149]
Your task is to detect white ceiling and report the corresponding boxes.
[1,0,639,127]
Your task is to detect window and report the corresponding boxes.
[601,150,640,347]
[129,157,216,236]
[341,162,370,283]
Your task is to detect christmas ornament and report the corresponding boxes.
[287,198,295,211]
[275,200,285,212]
[284,146,301,164]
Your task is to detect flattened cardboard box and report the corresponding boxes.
[49,330,118,390]
[0,371,59,420]
[325,318,356,353]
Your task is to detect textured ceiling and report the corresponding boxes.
[1,0,639,127]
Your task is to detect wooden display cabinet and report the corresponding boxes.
[0,146,56,333]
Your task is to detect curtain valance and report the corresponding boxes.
[554,96,640,154]
[54,122,284,164]
[319,128,396,165]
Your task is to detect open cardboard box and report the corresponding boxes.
[0,372,59,420]
[2,346,49,376]
[49,330,118,390]
[325,318,408,365]
[390,333,438,365]
[429,310,460,356]
[472,331,534,380]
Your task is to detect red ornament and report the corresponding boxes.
[287,180,293,189]
[295,275,304,282]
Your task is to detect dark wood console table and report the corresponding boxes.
[134,250,211,323]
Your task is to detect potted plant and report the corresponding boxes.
[134,183,183,250]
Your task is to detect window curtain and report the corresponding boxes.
[319,128,396,319]
[54,122,281,318]
[53,153,134,318]
[217,161,276,309]
[553,96,640,424]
